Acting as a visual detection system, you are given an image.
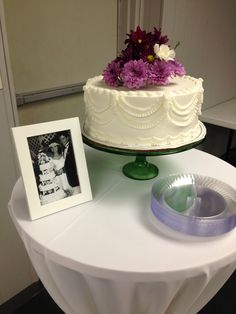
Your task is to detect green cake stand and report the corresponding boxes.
[82,135,204,180]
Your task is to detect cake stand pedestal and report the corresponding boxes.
[82,135,204,180]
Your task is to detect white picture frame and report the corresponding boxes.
[12,117,92,220]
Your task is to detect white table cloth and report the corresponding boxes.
[9,147,236,314]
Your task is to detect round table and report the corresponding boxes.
[9,147,236,314]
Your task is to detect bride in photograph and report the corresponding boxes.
[49,142,73,196]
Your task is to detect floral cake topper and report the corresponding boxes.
[103,26,185,89]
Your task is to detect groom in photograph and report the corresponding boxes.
[58,131,80,195]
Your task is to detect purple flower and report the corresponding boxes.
[124,26,150,46]
[121,59,149,89]
[103,60,122,87]
[119,46,133,62]
[169,60,186,76]
[102,27,185,89]
[153,27,169,45]
[148,59,171,85]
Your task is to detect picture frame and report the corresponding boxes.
[12,117,92,220]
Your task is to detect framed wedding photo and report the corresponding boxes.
[12,117,92,220]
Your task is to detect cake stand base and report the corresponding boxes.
[123,155,158,180]
[82,134,204,180]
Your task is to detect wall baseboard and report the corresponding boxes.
[16,82,85,106]
[0,280,44,314]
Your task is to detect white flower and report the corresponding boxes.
[154,44,175,61]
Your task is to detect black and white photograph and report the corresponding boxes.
[12,117,92,220]
[28,130,81,206]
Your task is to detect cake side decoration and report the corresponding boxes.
[103,26,185,89]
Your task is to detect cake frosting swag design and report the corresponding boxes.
[83,27,206,149]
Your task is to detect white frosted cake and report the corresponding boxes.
[83,26,206,150]
[37,153,66,205]
[83,75,205,149]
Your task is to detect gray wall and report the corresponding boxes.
[162,0,236,157]
[4,0,117,92]
[4,0,117,126]
[162,0,236,110]
[0,0,37,303]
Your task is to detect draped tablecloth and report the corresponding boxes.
[9,147,236,314]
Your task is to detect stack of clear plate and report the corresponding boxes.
[151,174,236,236]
